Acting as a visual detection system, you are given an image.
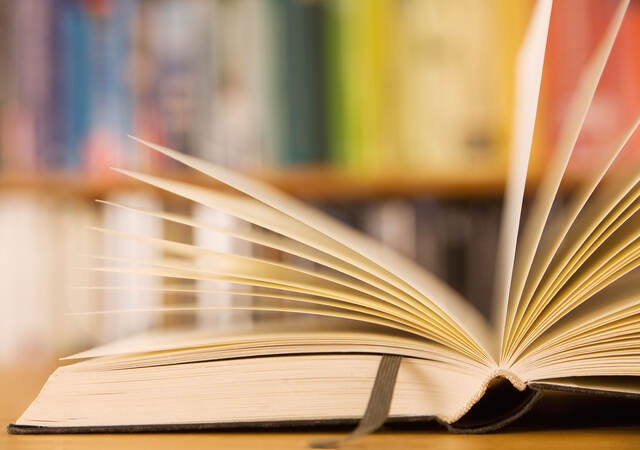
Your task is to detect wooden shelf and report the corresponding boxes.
[0,164,542,201]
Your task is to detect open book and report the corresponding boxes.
[9,0,640,438]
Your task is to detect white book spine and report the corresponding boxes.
[54,200,102,354]
[0,193,57,364]
[192,205,252,328]
[363,200,417,259]
[100,192,162,342]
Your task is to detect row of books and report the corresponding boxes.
[1,0,637,177]
[0,191,501,363]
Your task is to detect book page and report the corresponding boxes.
[18,354,492,427]
[85,244,470,348]
[502,0,629,362]
[97,199,433,310]
[510,272,639,375]
[523,211,639,336]
[493,0,551,346]
[63,320,483,371]
[508,225,640,381]
[525,164,640,310]
[507,179,639,361]
[101,170,488,360]
[122,139,496,362]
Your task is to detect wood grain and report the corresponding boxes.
[0,164,527,200]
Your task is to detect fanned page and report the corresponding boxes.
[124,139,494,360]
[85,137,499,368]
[503,0,631,362]
[493,0,552,345]
[498,0,640,393]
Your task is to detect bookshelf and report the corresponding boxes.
[0,164,565,201]
[0,0,636,368]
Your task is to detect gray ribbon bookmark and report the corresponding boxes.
[309,354,403,449]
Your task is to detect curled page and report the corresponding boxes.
[493,0,552,348]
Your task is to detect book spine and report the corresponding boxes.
[0,0,9,169]
[325,0,393,172]
[192,205,253,328]
[4,0,51,171]
[395,0,515,173]
[0,193,58,363]
[362,200,417,260]
[59,0,91,169]
[83,0,135,173]
[99,192,163,342]
[323,0,346,169]
[545,0,640,174]
[51,199,103,354]
[206,0,271,168]
[275,0,326,166]
[143,0,211,159]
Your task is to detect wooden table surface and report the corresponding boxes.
[2,365,639,450]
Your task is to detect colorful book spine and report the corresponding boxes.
[4,0,53,171]
[144,0,212,159]
[394,0,527,173]
[84,0,136,173]
[325,0,393,172]
[545,0,640,174]
[0,0,8,169]
[205,0,272,168]
[59,0,91,168]
[270,0,327,166]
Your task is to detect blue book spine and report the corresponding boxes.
[59,0,91,169]
[86,0,135,171]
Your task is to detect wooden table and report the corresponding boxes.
[2,365,639,450]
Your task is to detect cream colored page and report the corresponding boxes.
[87,254,434,337]
[530,273,640,351]
[63,324,484,371]
[84,257,474,351]
[516,116,640,313]
[506,127,640,358]
[522,348,640,379]
[117,150,492,361]
[89,202,480,352]
[115,171,463,323]
[508,119,640,356]
[79,285,406,323]
[127,138,495,358]
[89,229,476,348]
[97,200,430,313]
[504,0,629,359]
[516,213,640,347]
[86,253,483,358]
[89,228,431,324]
[516,315,640,375]
[493,0,552,345]
[512,284,639,373]
[17,355,491,427]
[519,173,640,327]
[109,173,463,329]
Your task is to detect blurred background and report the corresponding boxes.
[0,0,639,366]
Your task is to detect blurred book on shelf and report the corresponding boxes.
[542,0,640,175]
[0,0,535,175]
